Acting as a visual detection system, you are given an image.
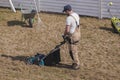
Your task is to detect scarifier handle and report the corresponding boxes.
[54,35,68,49]
[55,40,66,49]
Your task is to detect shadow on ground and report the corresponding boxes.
[54,63,73,70]
[1,54,73,70]
[1,54,28,63]
[99,26,113,32]
[7,20,32,28]
[99,26,119,35]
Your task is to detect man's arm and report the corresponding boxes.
[64,25,70,35]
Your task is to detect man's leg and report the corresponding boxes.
[69,43,80,69]
[71,43,80,65]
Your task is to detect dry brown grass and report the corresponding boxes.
[0,8,120,80]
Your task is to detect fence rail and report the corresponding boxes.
[0,0,120,18]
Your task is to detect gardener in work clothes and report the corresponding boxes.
[63,4,81,70]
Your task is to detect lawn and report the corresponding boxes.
[0,8,120,80]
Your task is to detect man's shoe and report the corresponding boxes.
[71,63,80,70]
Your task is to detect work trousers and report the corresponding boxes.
[68,27,81,65]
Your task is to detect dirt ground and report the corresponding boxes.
[0,8,120,80]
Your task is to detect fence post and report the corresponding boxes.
[99,0,102,19]
[37,0,40,12]
[9,0,16,12]
[38,0,39,12]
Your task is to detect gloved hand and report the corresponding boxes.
[62,35,70,42]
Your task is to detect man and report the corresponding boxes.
[63,4,81,70]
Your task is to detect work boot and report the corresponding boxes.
[71,63,80,70]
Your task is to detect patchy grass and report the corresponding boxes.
[0,7,120,80]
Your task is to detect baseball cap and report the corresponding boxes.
[63,4,72,12]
